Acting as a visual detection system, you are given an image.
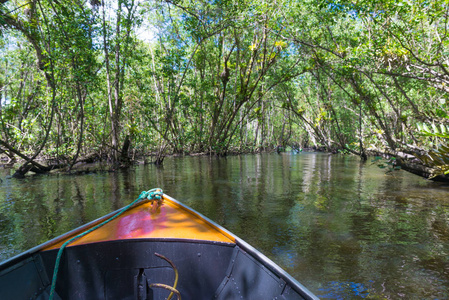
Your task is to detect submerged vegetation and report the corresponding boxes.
[0,0,449,179]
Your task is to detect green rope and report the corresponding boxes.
[48,188,164,300]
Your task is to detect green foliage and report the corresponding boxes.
[417,123,449,139]
[372,156,402,173]
[415,122,449,176]
[1,0,449,167]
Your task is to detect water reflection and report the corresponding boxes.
[1,153,449,299]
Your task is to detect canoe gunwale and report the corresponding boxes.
[164,194,319,300]
[0,198,149,270]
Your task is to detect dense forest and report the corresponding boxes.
[1,0,449,180]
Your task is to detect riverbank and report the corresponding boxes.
[2,147,449,183]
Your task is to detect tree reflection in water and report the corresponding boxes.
[1,153,448,299]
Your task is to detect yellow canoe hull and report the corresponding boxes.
[45,194,235,250]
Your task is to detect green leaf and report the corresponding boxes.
[431,123,439,133]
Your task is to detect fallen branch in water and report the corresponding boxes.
[367,148,449,182]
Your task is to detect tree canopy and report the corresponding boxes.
[1,0,449,179]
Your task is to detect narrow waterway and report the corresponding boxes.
[1,153,449,299]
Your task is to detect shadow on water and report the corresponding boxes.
[1,153,449,299]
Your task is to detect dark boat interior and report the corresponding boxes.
[0,239,313,299]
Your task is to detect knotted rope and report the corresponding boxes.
[49,188,164,300]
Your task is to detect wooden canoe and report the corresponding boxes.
[0,190,318,300]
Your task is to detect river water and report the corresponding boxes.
[1,153,448,299]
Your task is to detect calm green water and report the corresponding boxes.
[1,153,449,299]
